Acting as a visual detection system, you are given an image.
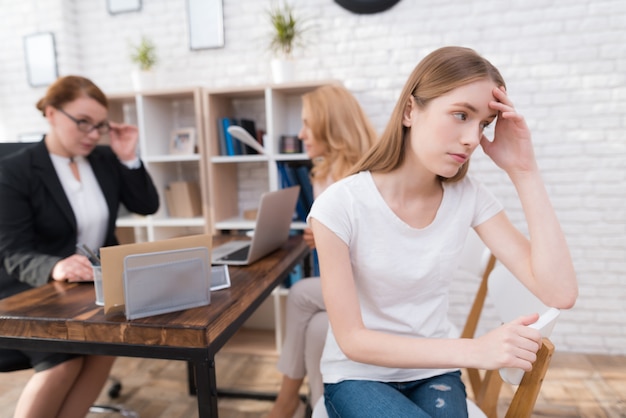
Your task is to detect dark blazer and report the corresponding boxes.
[0,139,159,298]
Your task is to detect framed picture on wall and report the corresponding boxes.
[23,32,58,87]
[107,0,142,15]
[187,0,224,50]
[169,128,196,155]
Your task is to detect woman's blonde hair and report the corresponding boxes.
[302,85,377,183]
[36,75,108,116]
[350,46,505,183]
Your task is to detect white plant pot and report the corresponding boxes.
[131,69,156,92]
[271,58,295,84]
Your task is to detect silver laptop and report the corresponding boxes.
[211,186,300,265]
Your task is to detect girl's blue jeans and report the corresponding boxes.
[323,371,468,418]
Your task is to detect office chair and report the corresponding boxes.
[0,142,136,416]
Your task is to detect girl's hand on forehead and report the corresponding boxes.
[479,87,537,175]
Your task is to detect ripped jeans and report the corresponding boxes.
[323,371,468,418]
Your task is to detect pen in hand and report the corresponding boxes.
[76,244,101,266]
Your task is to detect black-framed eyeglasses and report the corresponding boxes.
[56,107,110,135]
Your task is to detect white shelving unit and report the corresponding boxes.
[203,80,336,351]
[108,87,209,244]
[110,81,336,351]
[202,81,337,232]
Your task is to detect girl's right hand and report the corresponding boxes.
[51,254,94,282]
[474,313,542,371]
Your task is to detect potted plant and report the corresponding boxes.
[129,36,158,91]
[268,2,308,83]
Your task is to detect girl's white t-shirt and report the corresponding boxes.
[308,171,503,384]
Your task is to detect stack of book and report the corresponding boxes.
[278,162,321,284]
[217,117,264,156]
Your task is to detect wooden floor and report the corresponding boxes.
[0,329,624,418]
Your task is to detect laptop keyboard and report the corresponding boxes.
[220,245,250,261]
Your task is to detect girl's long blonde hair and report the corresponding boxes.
[350,46,505,183]
[302,85,377,183]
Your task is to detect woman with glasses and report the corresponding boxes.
[0,75,159,418]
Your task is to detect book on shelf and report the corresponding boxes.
[276,164,320,280]
[219,117,236,156]
[277,161,314,222]
[292,164,314,210]
[216,118,228,155]
[239,118,259,154]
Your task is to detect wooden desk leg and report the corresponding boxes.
[193,357,218,418]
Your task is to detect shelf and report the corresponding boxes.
[145,154,201,163]
[214,218,256,231]
[151,216,205,227]
[204,81,335,233]
[214,218,307,231]
[109,87,209,240]
[116,215,150,227]
[274,153,308,161]
[116,215,205,228]
[211,155,269,164]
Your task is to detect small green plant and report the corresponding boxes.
[268,2,308,58]
[130,36,157,71]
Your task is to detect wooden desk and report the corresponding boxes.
[0,235,308,418]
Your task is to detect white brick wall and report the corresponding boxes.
[1,0,625,355]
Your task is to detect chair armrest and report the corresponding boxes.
[504,338,555,418]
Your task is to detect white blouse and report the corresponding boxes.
[49,154,109,252]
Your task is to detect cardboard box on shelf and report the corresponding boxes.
[165,181,202,218]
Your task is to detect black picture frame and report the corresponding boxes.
[107,0,142,15]
[23,32,58,88]
[335,0,401,14]
[187,0,225,50]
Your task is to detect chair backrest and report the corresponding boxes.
[463,261,559,418]
[450,230,494,338]
[458,229,492,278]
[460,251,496,341]
[0,141,37,161]
[0,143,40,373]
[488,264,553,323]
[488,264,560,386]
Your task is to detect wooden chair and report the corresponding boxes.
[461,254,502,415]
[463,257,559,418]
